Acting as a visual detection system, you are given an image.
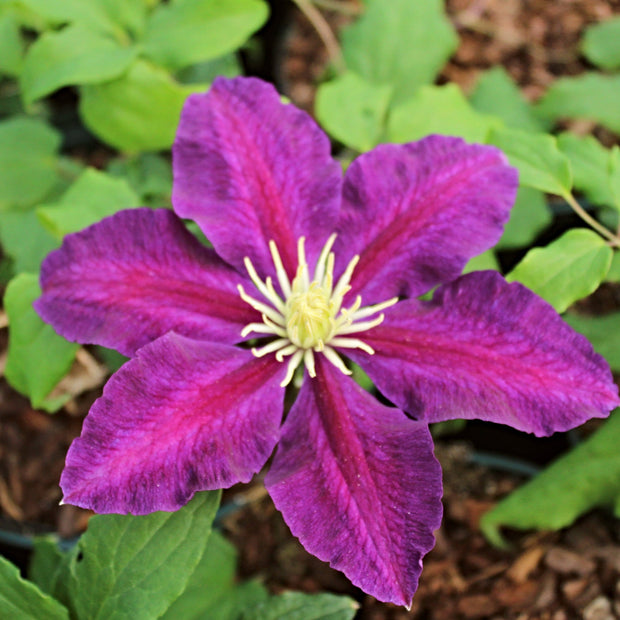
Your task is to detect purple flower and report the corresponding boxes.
[35,77,618,607]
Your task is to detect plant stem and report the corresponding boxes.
[291,0,347,74]
[564,192,620,247]
[312,0,362,15]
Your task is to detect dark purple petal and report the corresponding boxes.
[346,271,619,436]
[172,76,342,279]
[61,334,285,514]
[335,136,518,303]
[35,208,259,356]
[265,358,442,606]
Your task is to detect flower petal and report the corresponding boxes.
[336,136,518,302]
[35,208,258,356]
[347,271,619,436]
[172,76,342,278]
[265,358,442,606]
[61,334,285,514]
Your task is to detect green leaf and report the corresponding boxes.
[481,411,620,548]
[37,168,140,239]
[244,592,359,620]
[557,132,615,207]
[143,0,268,71]
[107,153,172,206]
[606,250,620,284]
[0,116,61,209]
[67,490,221,620]
[581,16,620,70]
[564,311,620,372]
[13,0,119,35]
[341,0,457,103]
[315,72,391,152]
[95,0,149,39]
[20,24,138,104]
[0,555,69,620]
[506,228,612,313]
[487,127,572,197]
[535,73,620,135]
[4,273,79,411]
[608,146,620,213]
[211,581,269,620]
[160,530,237,619]
[0,12,25,76]
[29,537,68,598]
[463,249,499,273]
[388,84,499,144]
[470,67,547,133]
[176,52,242,86]
[497,186,551,249]
[0,209,59,273]
[79,59,200,152]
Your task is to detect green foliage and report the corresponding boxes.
[79,60,201,152]
[608,146,620,212]
[388,84,499,144]
[37,168,140,239]
[0,117,62,209]
[20,24,138,105]
[0,210,59,273]
[13,0,268,152]
[497,186,551,249]
[506,229,612,313]
[565,311,620,372]
[4,273,79,411]
[535,73,620,135]
[161,530,268,619]
[68,491,220,619]
[0,556,69,620]
[481,412,620,548]
[470,66,548,133]
[107,153,173,207]
[0,12,25,76]
[581,16,620,70]
[488,127,573,197]
[21,493,358,619]
[341,0,457,104]
[315,72,391,152]
[243,592,359,620]
[557,132,616,207]
[142,0,268,71]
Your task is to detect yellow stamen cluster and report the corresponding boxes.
[238,234,397,387]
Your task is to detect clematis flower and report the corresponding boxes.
[36,76,618,607]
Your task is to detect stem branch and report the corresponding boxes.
[564,193,620,247]
[291,0,346,74]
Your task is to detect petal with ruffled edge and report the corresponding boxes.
[35,208,259,356]
[61,334,285,514]
[346,271,619,436]
[265,357,442,606]
[172,76,342,279]
[335,136,518,303]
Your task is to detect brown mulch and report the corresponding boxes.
[1,1,620,618]
[223,444,620,620]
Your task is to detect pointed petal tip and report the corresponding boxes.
[267,360,442,606]
[60,335,285,516]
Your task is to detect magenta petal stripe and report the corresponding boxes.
[335,136,518,303]
[265,357,443,606]
[35,208,259,356]
[347,271,619,436]
[172,76,343,280]
[61,334,286,515]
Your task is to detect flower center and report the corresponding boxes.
[238,234,397,387]
[286,282,332,349]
